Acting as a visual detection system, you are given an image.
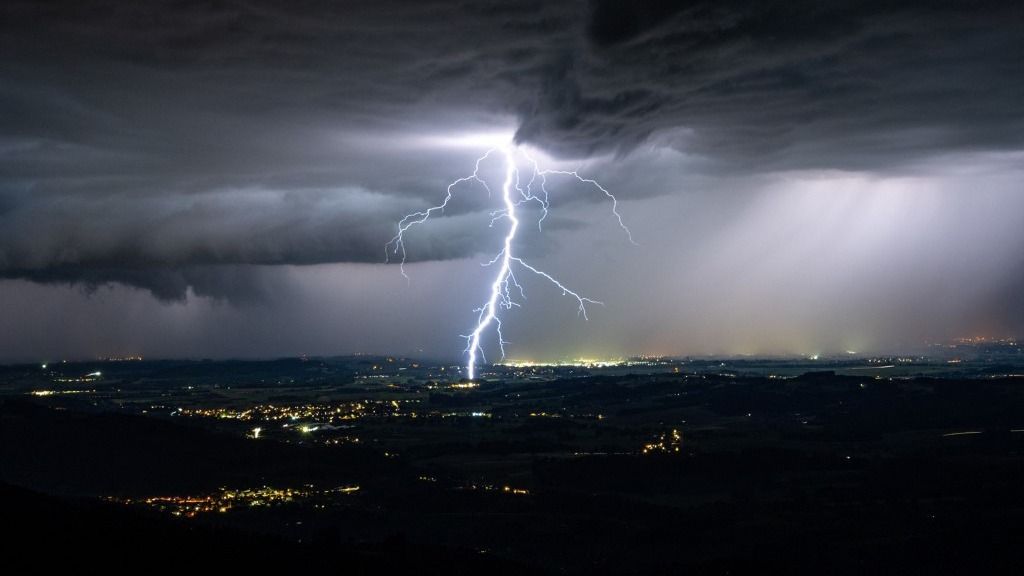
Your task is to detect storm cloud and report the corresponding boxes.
[1,1,1023,359]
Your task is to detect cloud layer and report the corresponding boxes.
[1,0,1023,324]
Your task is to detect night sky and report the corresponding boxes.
[2,1,1023,362]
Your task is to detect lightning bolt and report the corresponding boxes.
[386,144,634,380]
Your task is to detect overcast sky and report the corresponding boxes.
[2,0,1023,363]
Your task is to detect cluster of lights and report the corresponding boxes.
[29,389,94,396]
[419,408,494,420]
[108,484,360,518]
[498,357,678,369]
[172,399,420,422]
[642,429,682,455]
[457,482,530,496]
[866,357,918,364]
[953,336,1018,345]
[423,381,478,390]
[177,400,511,445]
[323,436,362,446]
[51,371,103,383]
[499,359,627,369]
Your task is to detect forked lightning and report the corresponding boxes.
[387,144,633,379]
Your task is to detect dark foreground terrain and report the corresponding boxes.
[2,356,1024,574]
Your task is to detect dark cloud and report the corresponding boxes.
[0,183,582,300]
[12,264,285,303]
[518,0,1024,164]
[1,0,1023,302]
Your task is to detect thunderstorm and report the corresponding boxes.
[386,144,635,380]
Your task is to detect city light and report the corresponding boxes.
[108,485,360,518]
